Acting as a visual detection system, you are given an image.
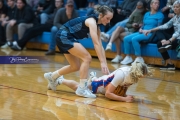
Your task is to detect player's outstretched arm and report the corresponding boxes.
[105,83,134,102]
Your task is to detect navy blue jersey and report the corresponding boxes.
[63,14,99,40]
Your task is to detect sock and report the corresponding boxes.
[51,70,61,80]
[79,79,88,88]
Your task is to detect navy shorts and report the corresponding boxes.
[56,26,79,54]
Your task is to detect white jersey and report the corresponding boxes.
[91,67,132,94]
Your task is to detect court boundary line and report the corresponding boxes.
[0,84,160,120]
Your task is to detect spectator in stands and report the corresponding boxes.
[35,0,55,24]
[120,0,164,65]
[144,0,180,70]
[161,0,176,35]
[101,0,139,41]
[111,0,139,26]
[105,0,147,63]
[10,0,64,51]
[161,0,176,21]
[0,0,8,46]
[0,0,7,20]
[45,0,79,55]
[2,0,34,49]
[0,0,16,47]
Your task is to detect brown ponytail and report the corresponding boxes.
[95,5,114,16]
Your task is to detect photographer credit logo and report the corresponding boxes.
[0,56,48,64]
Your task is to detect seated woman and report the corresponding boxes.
[121,0,164,65]
[47,62,152,102]
[145,0,180,70]
[105,0,147,63]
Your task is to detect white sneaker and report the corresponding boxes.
[105,43,112,52]
[75,86,96,98]
[88,71,97,82]
[121,56,133,65]
[47,75,64,90]
[132,57,144,64]
[101,32,110,42]
[1,44,9,49]
[44,72,57,91]
[111,55,123,63]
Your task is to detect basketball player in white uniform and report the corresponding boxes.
[48,62,151,102]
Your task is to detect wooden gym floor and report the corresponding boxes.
[0,49,180,120]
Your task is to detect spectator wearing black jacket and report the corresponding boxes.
[0,0,16,48]
[0,0,8,46]
[5,0,34,47]
[10,0,63,51]
[0,0,8,20]
[35,0,55,24]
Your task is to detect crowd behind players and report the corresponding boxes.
[0,0,179,70]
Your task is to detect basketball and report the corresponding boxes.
[113,85,128,97]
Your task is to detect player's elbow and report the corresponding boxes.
[105,92,111,99]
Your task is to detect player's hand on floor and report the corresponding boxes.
[125,95,134,102]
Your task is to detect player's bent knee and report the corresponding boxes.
[83,54,92,63]
[71,65,80,72]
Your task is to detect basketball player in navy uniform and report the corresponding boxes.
[44,4,114,98]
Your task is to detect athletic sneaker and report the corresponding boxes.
[132,57,144,64]
[160,64,175,70]
[47,75,64,90]
[101,32,110,42]
[88,71,97,82]
[121,56,133,65]
[105,43,112,52]
[44,72,57,91]
[111,55,123,63]
[158,44,172,53]
[1,43,9,49]
[75,86,96,98]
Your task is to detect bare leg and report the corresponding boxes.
[46,43,96,97]
[114,38,121,55]
[106,27,125,52]
[62,79,79,91]
[109,27,125,43]
[57,54,81,75]
[62,79,92,91]
[57,43,91,79]
[114,32,127,55]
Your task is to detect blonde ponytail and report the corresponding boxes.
[130,62,152,83]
